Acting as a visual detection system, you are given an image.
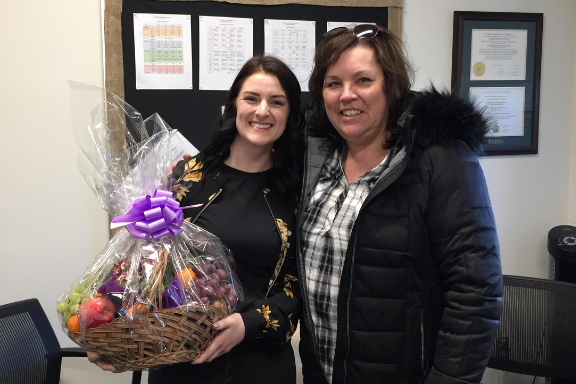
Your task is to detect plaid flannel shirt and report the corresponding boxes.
[300,148,388,383]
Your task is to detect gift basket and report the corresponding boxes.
[56,82,243,371]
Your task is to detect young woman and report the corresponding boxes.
[90,55,304,384]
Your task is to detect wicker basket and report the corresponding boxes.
[74,304,229,371]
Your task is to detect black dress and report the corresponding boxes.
[149,161,299,384]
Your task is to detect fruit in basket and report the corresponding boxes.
[216,287,227,298]
[176,268,196,289]
[209,279,220,290]
[126,303,149,318]
[70,292,82,304]
[67,315,81,333]
[217,269,228,281]
[202,286,216,299]
[70,303,80,315]
[77,296,116,329]
[57,301,70,314]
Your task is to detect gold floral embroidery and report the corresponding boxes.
[268,218,292,292]
[172,183,189,202]
[283,274,298,298]
[276,219,291,245]
[181,158,203,182]
[276,218,292,259]
[285,274,297,282]
[257,305,280,331]
[172,158,203,201]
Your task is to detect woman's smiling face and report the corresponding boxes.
[234,72,289,151]
[322,45,389,147]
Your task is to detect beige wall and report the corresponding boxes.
[404,1,576,282]
[1,1,575,383]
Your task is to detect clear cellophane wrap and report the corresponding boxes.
[57,82,243,371]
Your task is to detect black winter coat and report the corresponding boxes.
[297,88,503,384]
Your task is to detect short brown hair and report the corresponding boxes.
[308,27,413,148]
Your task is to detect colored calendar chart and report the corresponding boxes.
[143,24,184,73]
[134,13,193,90]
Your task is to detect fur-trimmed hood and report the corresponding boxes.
[398,86,490,155]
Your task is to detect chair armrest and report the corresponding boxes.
[62,347,87,358]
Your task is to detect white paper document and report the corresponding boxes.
[470,29,528,81]
[470,86,525,137]
[199,16,254,91]
[133,13,193,90]
[264,19,316,92]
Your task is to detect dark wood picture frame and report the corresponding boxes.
[452,11,543,156]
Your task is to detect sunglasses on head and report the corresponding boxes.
[322,24,384,42]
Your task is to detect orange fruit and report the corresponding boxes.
[67,315,81,333]
[176,268,196,289]
[125,303,148,320]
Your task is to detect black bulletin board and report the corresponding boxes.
[105,0,401,150]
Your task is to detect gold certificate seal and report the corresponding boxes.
[473,62,486,77]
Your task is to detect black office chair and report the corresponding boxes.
[0,298,142,384]
[489,275,576,383]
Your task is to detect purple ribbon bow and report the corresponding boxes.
[111,189,200,240]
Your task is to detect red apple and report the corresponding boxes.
[77,296,116,329]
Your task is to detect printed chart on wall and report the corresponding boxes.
[199,16,254,91]
[133,13,193,90]
[264,19,315,92]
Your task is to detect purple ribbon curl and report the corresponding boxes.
[111,189,200,240]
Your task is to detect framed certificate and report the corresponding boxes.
[451,12,543,156]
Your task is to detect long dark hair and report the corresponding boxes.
[200,55,303,200]
[308,27,413,148]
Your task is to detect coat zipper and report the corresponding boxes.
[190,188,222,224]
[419,308,428,379]
[188,172,223,225]
[263,192,286,297]
[342,149,408,383]
[297,128,324,366]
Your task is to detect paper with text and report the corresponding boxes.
[134,13,193,90]
[199,16,254,91]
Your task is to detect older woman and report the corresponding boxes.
[297,25,502,384]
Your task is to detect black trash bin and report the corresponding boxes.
[548,225,576,283]
[547,225,576,384]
